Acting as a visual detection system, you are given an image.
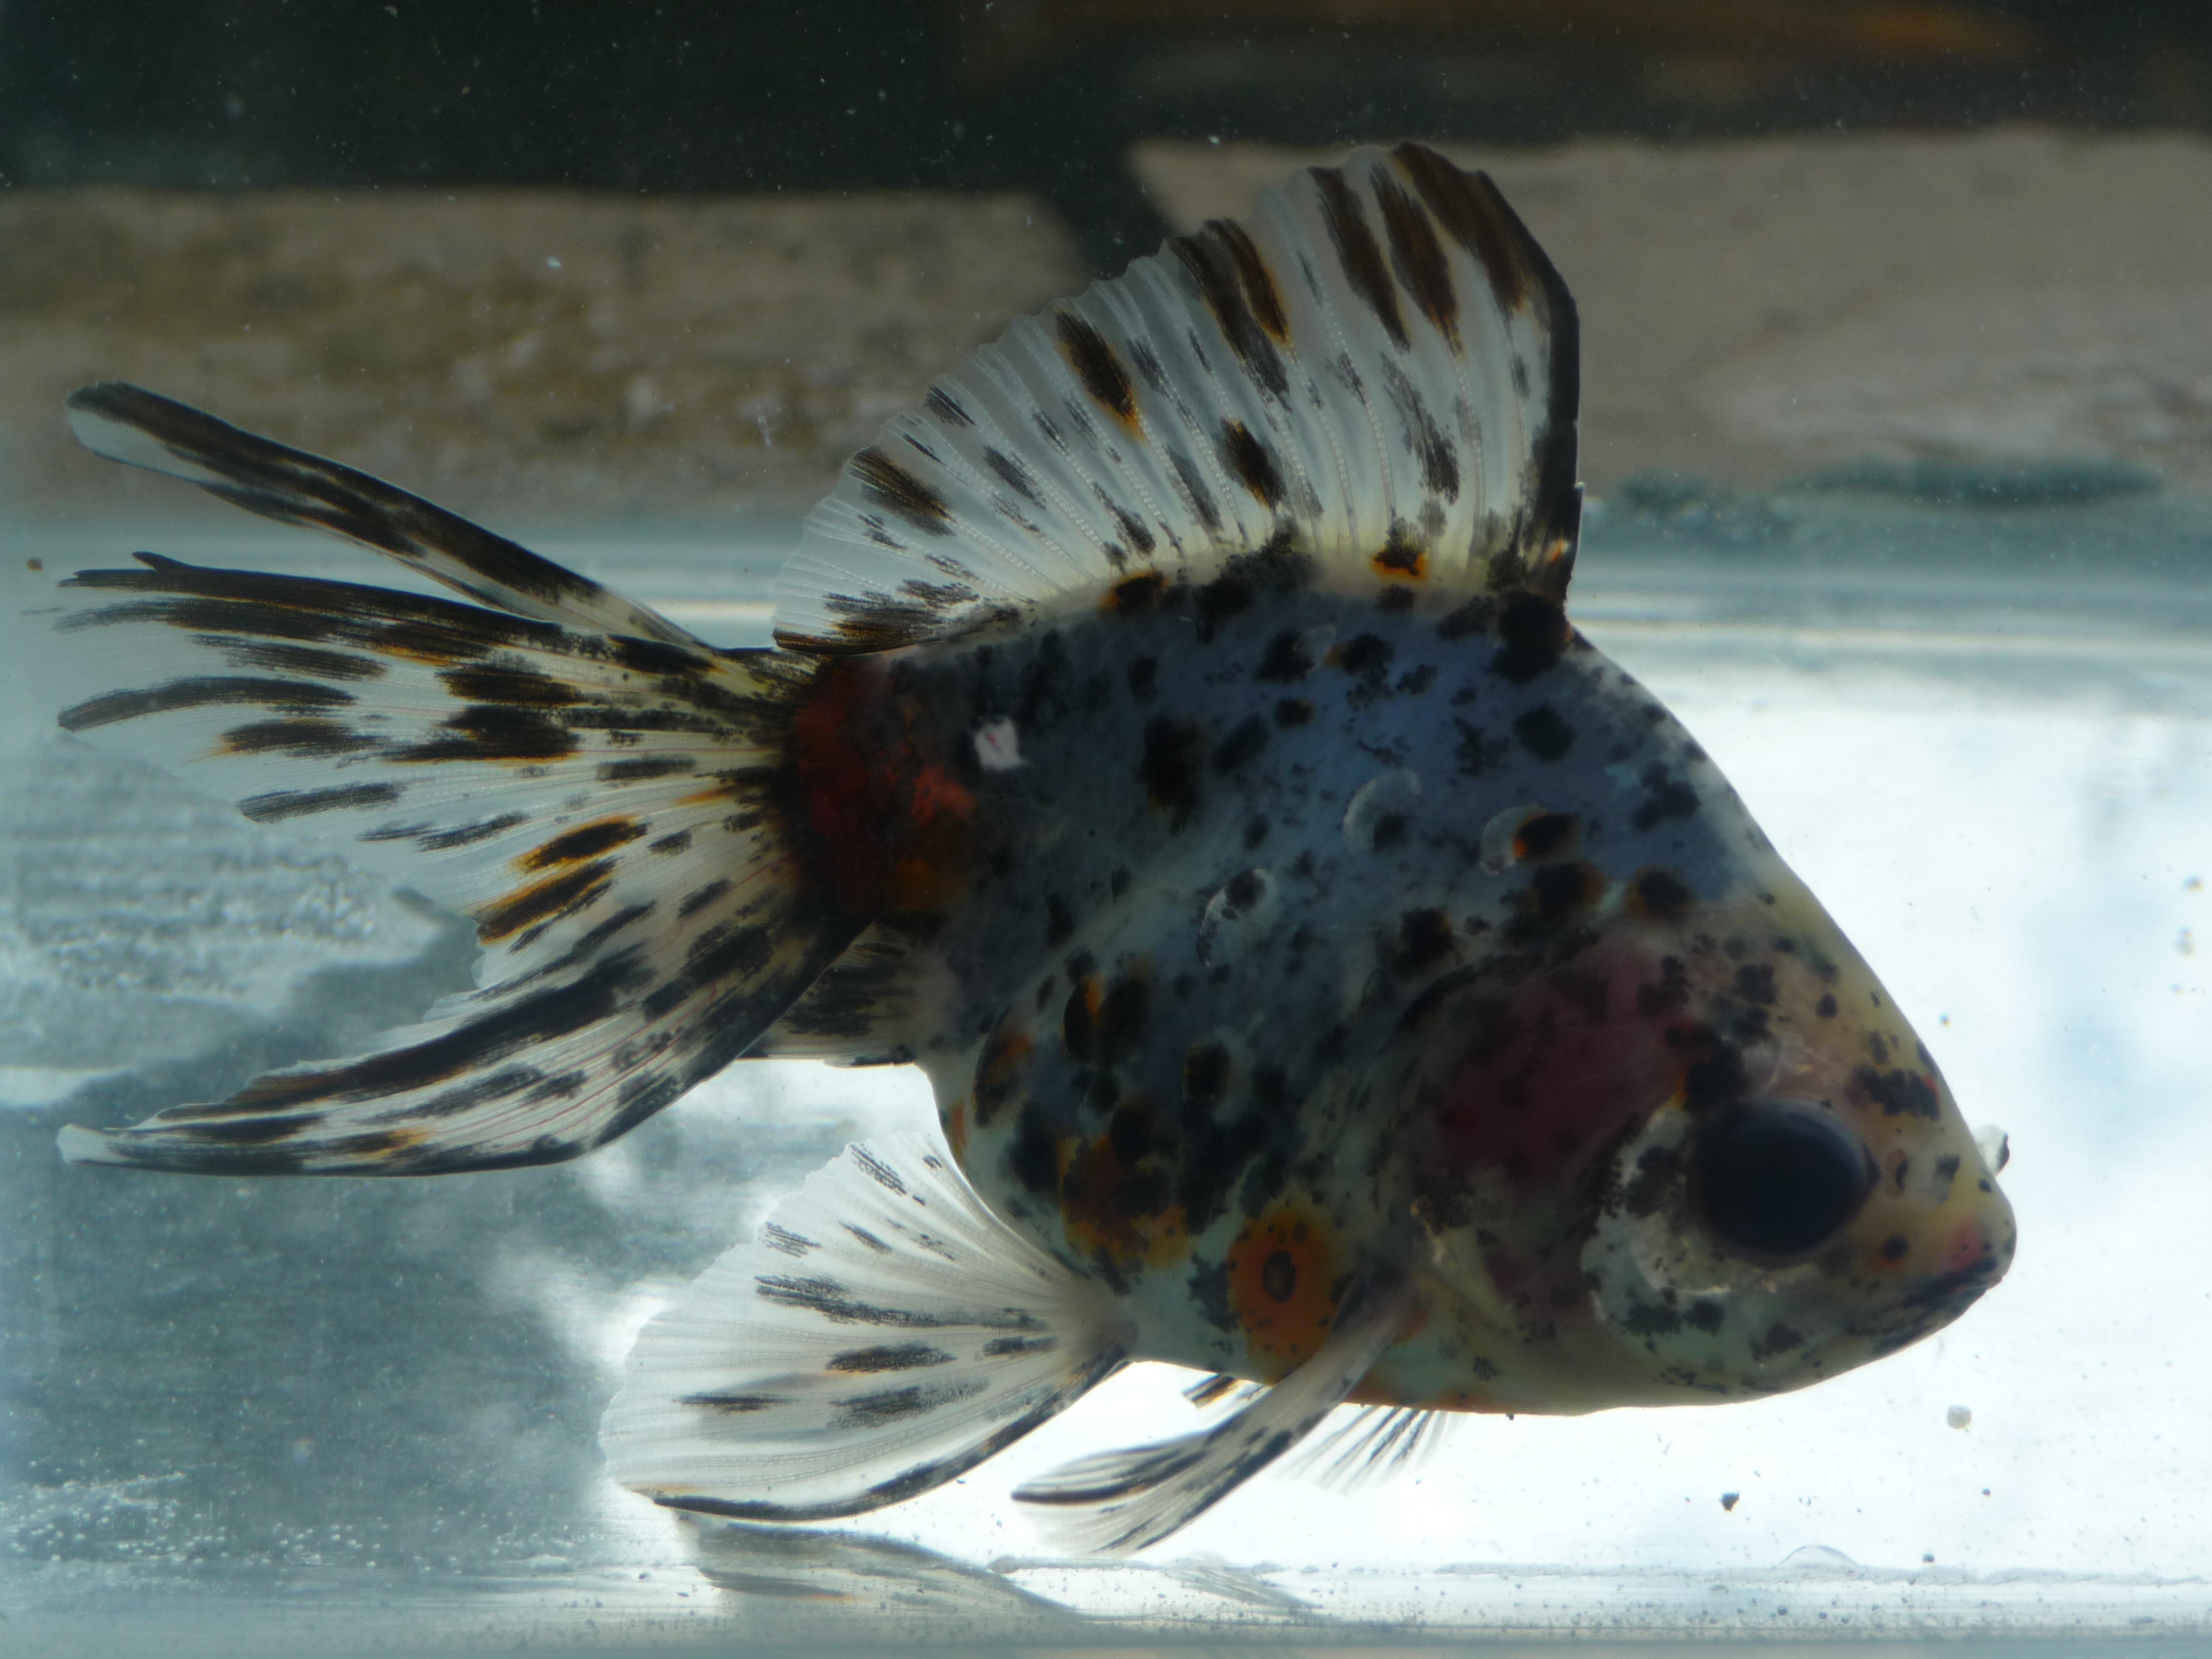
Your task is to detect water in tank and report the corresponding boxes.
[4,6,2212,1654]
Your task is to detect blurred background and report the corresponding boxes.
[3,0,2210,522]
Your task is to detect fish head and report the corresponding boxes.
[1401,870,2015,1412]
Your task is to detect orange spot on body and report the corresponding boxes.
[1057,1098,1189,1272]
[1225,1203,1342,1379]
[1372,532,1428,582]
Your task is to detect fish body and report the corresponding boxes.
[38,143,2013,1551]
[783,566,2000,1418]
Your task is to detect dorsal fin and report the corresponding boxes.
[774,142,1579,655]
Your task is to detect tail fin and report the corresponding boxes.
[65,382,694,644]
[602,1134,1129,1521]
[45,391,855,1174]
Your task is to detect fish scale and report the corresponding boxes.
[33,143,2014,1554]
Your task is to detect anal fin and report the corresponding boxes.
[602,1133,1131,1521]
[1013,1279,1419,1554]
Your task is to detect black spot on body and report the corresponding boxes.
[1182,1042,1231,1111]
[1631,867,1694,921]
[1399,907,1454,971]
[1734,964,1777,1006]
[1632,766,1702,832]
[1512,705,1575,761]
[1516,811,1578,860]
[1256,629,1317,682]
[1339,632,1394,683]
[1112,573,1165,614]
[1260,1250,1297,1302]
[1454,719,1509,778]
[1528,862,1602,924]
[1099,979,1148,1062]
[1139,717,1205,828]
[1855,1066,1940,1121]
[1109,1102,1153,1165]
[1214,714,1269,773]
[1276,698,1313,728]
[1493,594,1570,683]
[1010,1109,1062,1194]
[1635,957,1690,1016]
[1062,982,1096,1062]
[1678,1028,1747,1112]
[1194,572,1255,642]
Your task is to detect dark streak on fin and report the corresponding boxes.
[1310,166,1407,349]
[63,381,698,644]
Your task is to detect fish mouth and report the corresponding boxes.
[1856,1240,2010,1359]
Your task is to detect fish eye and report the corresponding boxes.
[1690,1100,1873,1260]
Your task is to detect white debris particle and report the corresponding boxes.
[972,718,1023,771]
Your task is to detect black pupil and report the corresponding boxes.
[1692,1102,1870,1258]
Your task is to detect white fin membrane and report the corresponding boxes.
[775,141,1578,655]
[1011,1279,1420,1555]
[42,393,853,1174]
[602,1133,1132,1521]
[1286,1404,1457,1493]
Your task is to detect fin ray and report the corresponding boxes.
[775,143,1577,653]
[602,1133,1131,1519]
[65,381,695,643]
[46,551,849,1174]
[1286,1403,1456,1492]
[1012,1278,1418,1553]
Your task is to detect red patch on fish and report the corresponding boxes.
[790,659,976,916]
[1429,945,1681,1188]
